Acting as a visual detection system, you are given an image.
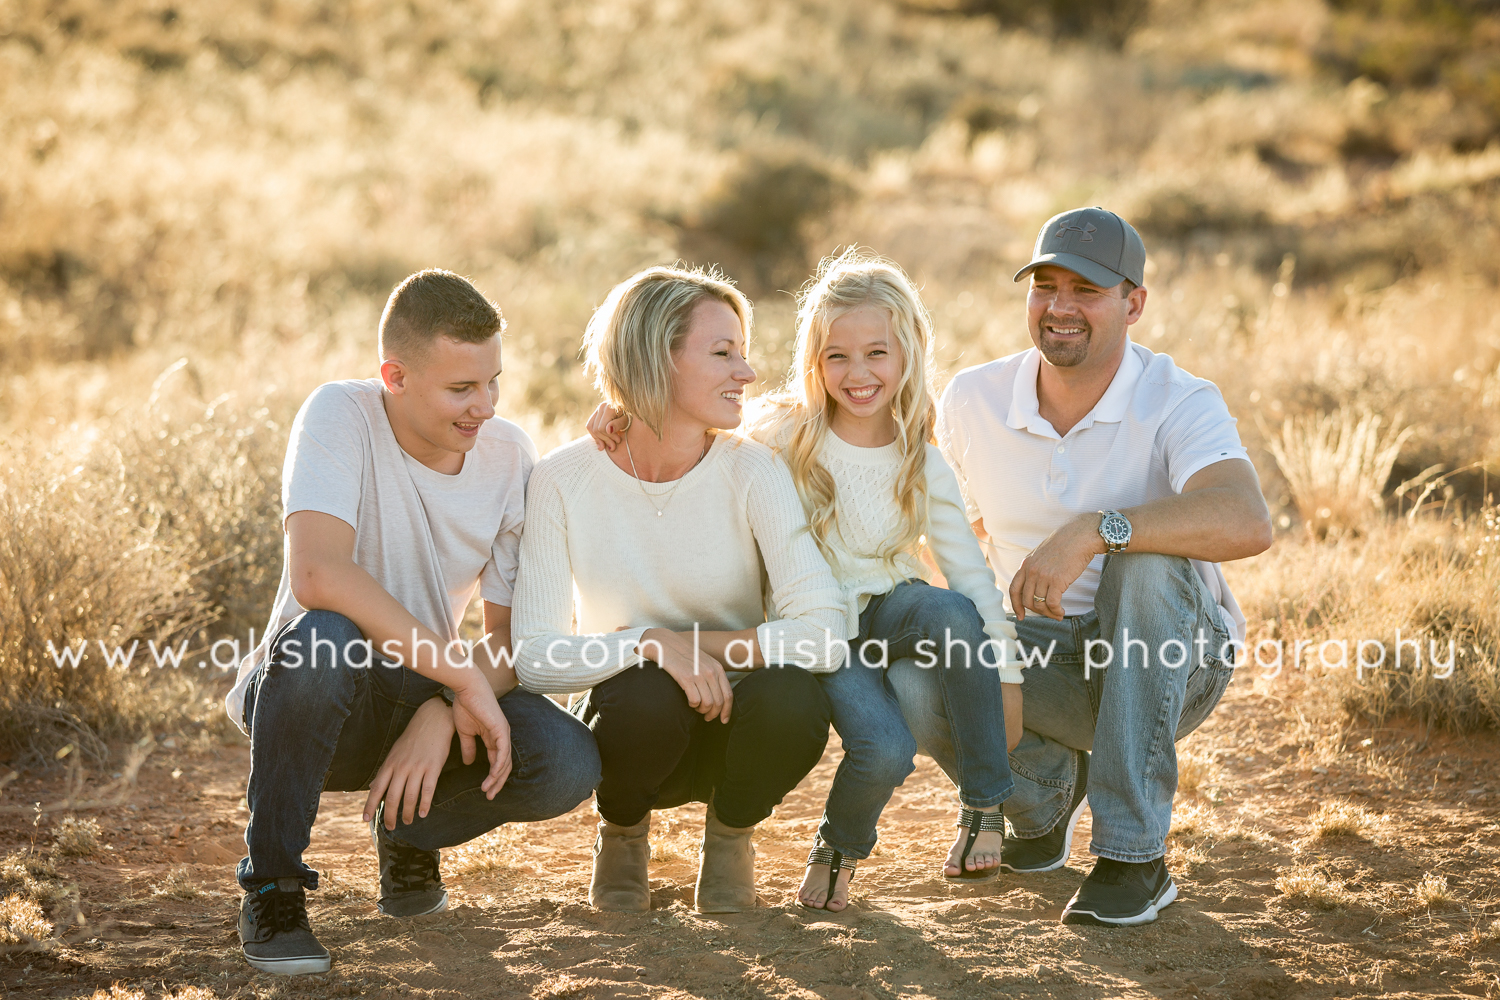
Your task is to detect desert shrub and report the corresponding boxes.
[1265,407,1412,538]
[52,817,101,857]
[697,150,848,261]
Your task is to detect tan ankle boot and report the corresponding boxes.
[695,809,757,913]
[589,817,650,912]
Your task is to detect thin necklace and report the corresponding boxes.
[623,433,708,517]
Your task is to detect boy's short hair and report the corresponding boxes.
[583,265,752,437]
[379,270,505,366]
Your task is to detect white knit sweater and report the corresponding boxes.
[510,434,849,694]
[752,424,1023,684]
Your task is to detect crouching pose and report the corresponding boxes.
[226,270,600,976]
[511,265,845,914]
[938,208,1272,925]
[755,254,1023,910]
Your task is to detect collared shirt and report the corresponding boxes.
[937,339,1251,643]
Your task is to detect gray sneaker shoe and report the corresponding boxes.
[370,806,449,917]
[239,878,331,976]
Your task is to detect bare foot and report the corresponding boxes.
[945,807,1003,878]
[798,860,853,911]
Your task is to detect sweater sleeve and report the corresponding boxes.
[510,461,649,694]
[924,446,1024,684]
[743,449,849,673]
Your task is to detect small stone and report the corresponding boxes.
[1312,766,1329,775]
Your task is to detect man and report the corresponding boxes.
[225,270,600,974]
[934,208,1272,926]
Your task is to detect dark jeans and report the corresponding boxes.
[572,662,832,829]
[237,610,602,891]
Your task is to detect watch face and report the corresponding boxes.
[1102,514,1131,545]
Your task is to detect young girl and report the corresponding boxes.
[590,251,1023,912]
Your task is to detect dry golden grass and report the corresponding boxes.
[1308,800,1380,840]
[149,867,202,901]
[52,816,102,857]
[1413,872,1457,909]
[1,0,1497,752]
[1276,865,1354,910]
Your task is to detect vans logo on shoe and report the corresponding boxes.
[1056,223,1097,242]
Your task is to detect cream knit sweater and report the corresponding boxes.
[752,424,1023,684]
[510,434,849,694]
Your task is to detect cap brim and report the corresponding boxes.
[1013,253,1128,288]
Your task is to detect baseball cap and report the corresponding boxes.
[1013,207,1146,288]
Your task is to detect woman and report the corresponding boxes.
[510,264,846,914]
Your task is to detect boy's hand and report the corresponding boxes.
[363,696,454,828]
[451,679,513,797]
[585,402,629,452]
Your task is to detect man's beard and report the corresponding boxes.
[1036,316,1091,367]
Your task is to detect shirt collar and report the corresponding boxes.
[1007,339,1145,438]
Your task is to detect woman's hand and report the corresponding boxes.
[641,627,734,724]
[451,677,514,798]
[1001,683,1023,752]
[585,402,629,452]
[363,696,455,828]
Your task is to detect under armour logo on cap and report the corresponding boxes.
[1016,206,1147,287]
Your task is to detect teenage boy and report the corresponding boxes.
[226,270,600,975]
[933,208,1272,926]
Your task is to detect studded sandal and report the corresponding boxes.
[798,839,858,911]
[946,807,1005,884]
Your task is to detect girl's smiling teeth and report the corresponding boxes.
[844,384,881,403]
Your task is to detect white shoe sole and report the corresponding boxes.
[1063,878,1178,926]
[376,890,449,917]
[243,952,332,976]
[1003,794,1090,874]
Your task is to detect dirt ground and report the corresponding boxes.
[3,675,1499,1000]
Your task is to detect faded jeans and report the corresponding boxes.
[817,580,1013,860]
[892,553,1236,863]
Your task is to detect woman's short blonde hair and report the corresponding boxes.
[583,264,753,437]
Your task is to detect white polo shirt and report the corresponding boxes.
[937,339,1250,643]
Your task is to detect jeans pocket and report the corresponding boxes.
[1176,659,1234,740]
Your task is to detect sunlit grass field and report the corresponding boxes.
[2,0,1497,760]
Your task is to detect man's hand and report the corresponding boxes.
[1008,513,1104,621]
[585,402,629,452]
[641,627,734,724]
[1002,683,1023,752]
[363,696,455,828]
[451,678,513,798]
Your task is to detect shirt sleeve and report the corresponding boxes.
[479,435,539,608]
[745,451,849,673]
[1157,385,1252,494]
[509,460,649,694]
[936,379,983,525]
[923,447,1024,684]
[282,385,368,531]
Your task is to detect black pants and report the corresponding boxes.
[574,663,832,828]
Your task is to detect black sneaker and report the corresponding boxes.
[1001,750,1089,874]
[1062,857,1178,926]
[239,878,331,976]
[370,806,449,917]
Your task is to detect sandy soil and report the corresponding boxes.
[4,676,1499,1000]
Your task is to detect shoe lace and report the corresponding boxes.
[1088,858,1136,886]
[253,887,311,936]
[388,842,441,893]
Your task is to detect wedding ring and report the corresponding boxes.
[1032,595,1046,605]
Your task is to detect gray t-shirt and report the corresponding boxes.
[225,378,536,730]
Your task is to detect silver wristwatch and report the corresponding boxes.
[1098,510,1132,553]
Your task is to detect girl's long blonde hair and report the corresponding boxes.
[769,249,937,565]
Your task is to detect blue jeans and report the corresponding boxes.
[237,611,601,890]
[895,554,1235,863]
[816,580,1014,859]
